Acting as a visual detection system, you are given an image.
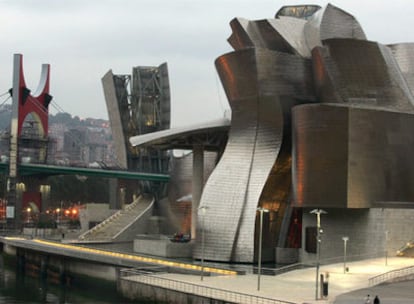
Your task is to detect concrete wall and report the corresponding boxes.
[65,259,118,281]
[6,245,119,282]
[79,203,115,233]
[134,237,193,258]
[299,208,414,264]
[119,278,234,304]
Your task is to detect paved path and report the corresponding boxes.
[334,280,414,304]
[153,257,414,304]
[3,237,414,303]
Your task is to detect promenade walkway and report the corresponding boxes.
[121,257,414,304]
[2,237,414,303]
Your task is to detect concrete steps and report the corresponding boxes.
[78,194,153,242]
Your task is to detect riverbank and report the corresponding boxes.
[119,257,414,304]
[2,236,414,303]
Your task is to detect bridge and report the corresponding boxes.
[0,162,169,182]
[0,54,173,230]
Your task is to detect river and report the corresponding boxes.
[0,255,155,304]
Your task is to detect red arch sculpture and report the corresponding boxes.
[13,54,51,137]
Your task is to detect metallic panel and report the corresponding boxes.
[228,3,367,60]
[194,47,315,262]
[388,43,414,98]
[292,104,349,208]
[292,104,414,208]
[313,39,414,112]
[304,3,366,51]
[228,17,309,57]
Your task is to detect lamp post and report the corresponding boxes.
[342,236,349,273]
[257,207,269,291]
[199,206,208,281]
[26,207,31,223]
[310,208,327,300]
[385,230,389,266]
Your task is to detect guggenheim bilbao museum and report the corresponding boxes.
[128,4,414,264]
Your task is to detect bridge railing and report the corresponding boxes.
[120,268,295,304]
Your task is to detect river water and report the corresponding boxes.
[0,255,154,304]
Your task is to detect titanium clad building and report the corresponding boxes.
[128,4,414,264]
[192,4,414,263]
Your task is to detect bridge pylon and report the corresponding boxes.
[7,54,52,229]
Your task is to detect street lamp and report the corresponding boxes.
[257,207,269,291]
[56,208,60,224]
[310,208,327,300]
[198,206,208,281]
[26,207,31,223]
[342,236,349,273]
[385,230,389,266]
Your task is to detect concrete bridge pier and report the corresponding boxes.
[16,248,25,274]
[58,257,67,284]
[40,255,49,279]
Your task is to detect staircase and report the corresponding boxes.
[78,194,154,242]
[397,241,414,257]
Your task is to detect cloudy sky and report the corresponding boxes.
[0,0,413,127]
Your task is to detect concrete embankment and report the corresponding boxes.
[3,236,414,303]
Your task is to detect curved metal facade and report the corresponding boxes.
[195,39,314,261]
[193,3,414,262]
[293,33,414,208]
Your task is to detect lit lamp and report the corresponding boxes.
[310,208,327,300]
[26,207,31,223]
[56,208,60,224]
[257,207,269,291]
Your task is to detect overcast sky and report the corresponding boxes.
[0,0,413,127]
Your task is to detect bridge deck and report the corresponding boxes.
[0,162,169,181]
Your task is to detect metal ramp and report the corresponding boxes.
[78,194,154,242]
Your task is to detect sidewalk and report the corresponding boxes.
[159,257,414,303]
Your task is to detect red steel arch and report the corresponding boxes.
[14,54,51,137]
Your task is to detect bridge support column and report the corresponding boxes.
[58,257,67,284]
[108,179,120,209]
[7,54,51,230]
[192,145,204,239]
[16,248,26,274]
[40,255,49,280]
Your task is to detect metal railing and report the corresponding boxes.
[120,268,295,304]
[369,265,414,286]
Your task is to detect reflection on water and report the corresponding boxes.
[0,255,154,303]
